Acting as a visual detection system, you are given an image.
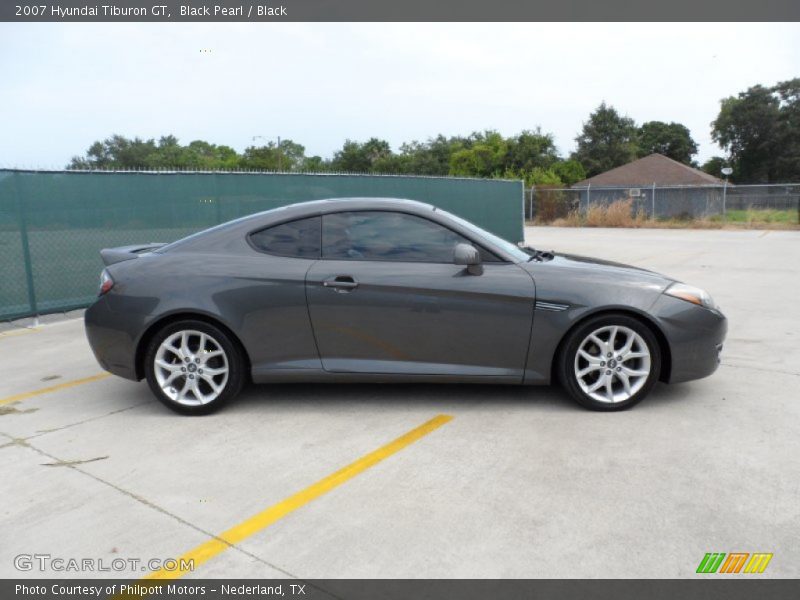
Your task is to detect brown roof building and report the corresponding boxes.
[574,153,723,187]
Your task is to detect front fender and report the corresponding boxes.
[521,258,670,384]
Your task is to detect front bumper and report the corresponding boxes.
[651,294,728,384]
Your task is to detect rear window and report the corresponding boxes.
[249,216,321,258]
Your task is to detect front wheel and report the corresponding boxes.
[144,320,246,415]
[558,314,661,411]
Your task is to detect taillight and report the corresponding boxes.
[99,269,114,296]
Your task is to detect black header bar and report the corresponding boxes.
[3,0,800,22]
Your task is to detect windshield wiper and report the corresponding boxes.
[523,246,555,262]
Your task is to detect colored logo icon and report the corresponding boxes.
[696,553,773,574]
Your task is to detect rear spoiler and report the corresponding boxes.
[100,243,166,266]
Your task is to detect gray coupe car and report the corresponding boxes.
[85,198,727,414]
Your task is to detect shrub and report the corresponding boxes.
[532,189,578,223]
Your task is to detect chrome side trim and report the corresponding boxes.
[535,300,570,312]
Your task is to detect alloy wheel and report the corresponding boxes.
[154,329,229,406]
[573,325,651,403]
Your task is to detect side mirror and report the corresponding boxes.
[454,243,483,275]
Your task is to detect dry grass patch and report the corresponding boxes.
[539,200,799,230]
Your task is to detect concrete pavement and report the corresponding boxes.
[1,227,798,579]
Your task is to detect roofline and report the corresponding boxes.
[159,197,526,263]
[275,197,435,212]
[569,182,731,189]
[572,153,725,187]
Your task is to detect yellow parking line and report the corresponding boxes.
[0,373,111,407]
[140,414,453,583]
[0,327,41,339]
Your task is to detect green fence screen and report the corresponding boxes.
[0,170,523,320]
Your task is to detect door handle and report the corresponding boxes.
[323,276,358,291]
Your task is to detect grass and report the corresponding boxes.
[709,208,797,225]
[537,200,799,230]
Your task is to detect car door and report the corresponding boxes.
[305,210,535,380]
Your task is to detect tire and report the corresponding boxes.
[144,319,246,415]
[557,313,661,411]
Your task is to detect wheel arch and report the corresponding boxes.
[551,307,672,384]
[135,311,252,381]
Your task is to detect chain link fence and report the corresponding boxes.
[526,183,800,224]
[0,169,524,321]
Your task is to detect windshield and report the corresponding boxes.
[436,209,530,262]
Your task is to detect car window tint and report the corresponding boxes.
[250,216,320,258]
[322,211,498,263]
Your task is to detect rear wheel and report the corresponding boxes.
[144,320,245,415]
[558,314,661,411]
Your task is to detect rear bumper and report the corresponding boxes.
[651,294,728,384]
[84,296,141,381]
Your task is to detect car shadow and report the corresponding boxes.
[646,381,698,406]
[227,381,577,414]
[228,380,693,414]
[126,378,696,417]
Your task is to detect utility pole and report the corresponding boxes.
[721,167,733,220]
[651,182,656,220]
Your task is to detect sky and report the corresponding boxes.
[1,22,799,168]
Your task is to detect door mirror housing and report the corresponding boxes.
[454,243,483,275]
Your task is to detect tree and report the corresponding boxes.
[239,139,306,171]
[503,166,562,187]
[184,140,240,170]
[710,78,800,183]
[553,159,586,186]
[330,138,394,172]
[69,134,246,170]
[700,156,728,178]
[69,134,158,169]
[572,103,639,177]
[301,155,327,172]
[149,135,184,168]
[66,125,603,183]
[505,129,560,172]
[711,84,782,183]
[637,121,698,164]
[396,135,461,176]
[772,78,800,181]
[449,131,508,177]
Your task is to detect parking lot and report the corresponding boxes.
[1,226,799,580]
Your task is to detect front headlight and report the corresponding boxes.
[664,283,718,311]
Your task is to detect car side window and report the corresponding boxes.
[322,211,500,263]
[249,216,321,258]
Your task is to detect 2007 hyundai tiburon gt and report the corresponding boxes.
[85,198,726,414]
